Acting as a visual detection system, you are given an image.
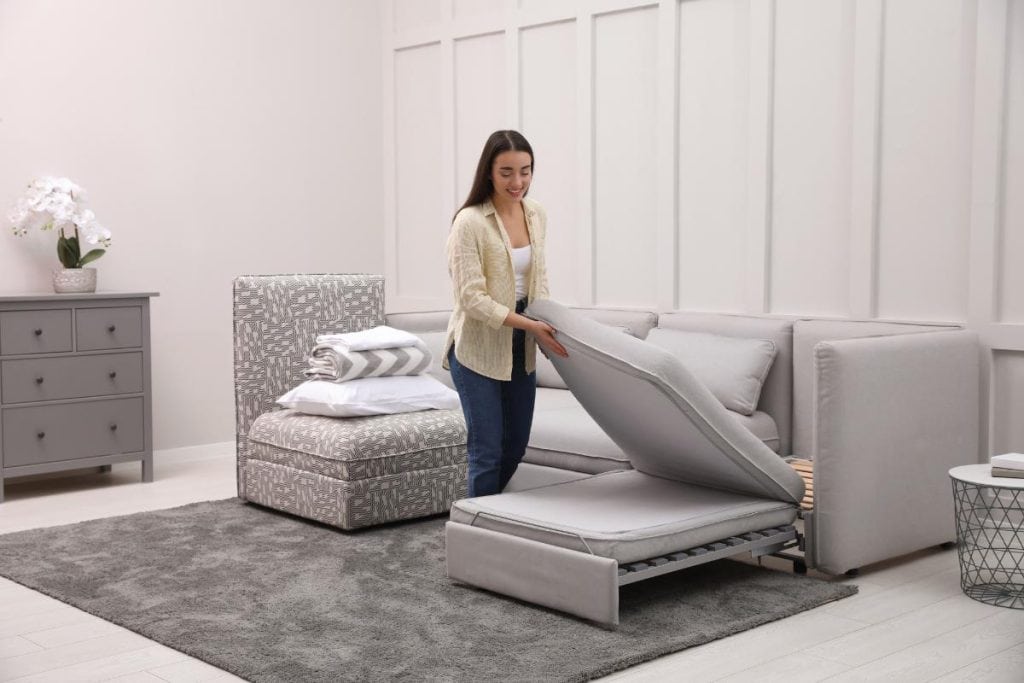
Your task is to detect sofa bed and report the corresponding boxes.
[233,274,981,593]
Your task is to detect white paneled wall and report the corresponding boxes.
[770,0,852,316]
[1001,2,1024,324]
[520,20,581,303]
[876,0,973,321]
[594,7,659,307]
[383,0,1024,456]
[677,0,750,312]
[454,33,506,207]
[393,44,447,302]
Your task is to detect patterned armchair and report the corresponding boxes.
[232,274,467,529]
[232,274,386,497]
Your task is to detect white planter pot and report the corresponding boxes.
[53,267,97,294]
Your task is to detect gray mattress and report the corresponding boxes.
[451,470,796,563]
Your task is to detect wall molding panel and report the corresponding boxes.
[383,0,1024,455]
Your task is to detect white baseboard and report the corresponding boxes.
[154,441,235,463]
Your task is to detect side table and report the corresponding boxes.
[949,464,1024,609]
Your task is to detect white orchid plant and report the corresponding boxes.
[9,176,112,269]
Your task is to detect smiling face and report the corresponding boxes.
[490,150,533,204]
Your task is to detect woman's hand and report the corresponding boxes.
[531,320,568,358]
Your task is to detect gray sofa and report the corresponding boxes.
[387,304,981,576]
[233,274,980,576]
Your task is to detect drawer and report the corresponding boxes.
[2,397,145,467]
[1,353,143,404]
[0,309,73,355]
[76,307,143,350]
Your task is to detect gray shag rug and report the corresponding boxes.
[0,499,855,682]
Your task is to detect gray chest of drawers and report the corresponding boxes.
[0,292,158,502]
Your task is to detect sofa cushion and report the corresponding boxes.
[247,408,466,481]
[791,319,960,457]
[526,300,804,504]
[644,329,777,415]
[504,462,594,493]
[733,410,780,453]
[451,470,798,564]
[524,403,632,474]
[563,307,659,340]
[656,312,795,455]
[529,390,780,472]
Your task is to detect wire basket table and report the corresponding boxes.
[949,464,1024,609]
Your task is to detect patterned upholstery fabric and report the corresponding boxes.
[232,273,471,530]
[233,274,385,497]
[248,408,467,481]
[243,459,466,530]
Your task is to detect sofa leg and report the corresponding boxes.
[845,567,860,578]
[792,558,807,575]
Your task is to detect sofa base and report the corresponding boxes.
[446,520,798,627]
[242,459,466,530]
[446,521,620,626]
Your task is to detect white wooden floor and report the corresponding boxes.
[1,448,1022,682]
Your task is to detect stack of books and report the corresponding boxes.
[991,453,1024,479]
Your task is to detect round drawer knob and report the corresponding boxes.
[107,324,116,333]
[109,424,118,432]
[33,328,42,336]
[36,431,45,439]
[35,376,44,385]
[109,371,117,379]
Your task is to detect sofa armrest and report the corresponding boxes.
[809,330,980,574]
[232,274,384,496]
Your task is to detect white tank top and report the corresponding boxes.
[512,244,532,300]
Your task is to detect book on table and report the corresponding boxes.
[991,453,1024,471]
[991,466,1024,479]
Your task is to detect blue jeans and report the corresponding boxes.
[448,301,537,498]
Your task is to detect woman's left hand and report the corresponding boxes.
[531,320,568,358]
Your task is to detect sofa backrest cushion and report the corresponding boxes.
[526,299,804,504]
[655,312,795,455]
[644,329,777,416]
[791,318,961,457]
[562,306,659,340]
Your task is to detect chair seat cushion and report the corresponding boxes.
[248,408,466,481]
[450,470,798,564]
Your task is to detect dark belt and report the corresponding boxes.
[515,298,528,314]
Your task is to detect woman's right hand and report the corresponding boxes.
[531,320,568,358]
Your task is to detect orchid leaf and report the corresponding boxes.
[57,237,78,269]
[78,249,106,267]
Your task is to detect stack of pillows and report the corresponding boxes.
[277,326,460,417]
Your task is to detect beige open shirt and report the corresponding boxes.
[442,197,550,381]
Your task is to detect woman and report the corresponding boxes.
[443,130,568,498]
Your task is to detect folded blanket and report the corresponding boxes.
[304,337,432,382]
[316,325,421,351]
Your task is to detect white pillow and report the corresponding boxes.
[644,329,777,416]
[277,375,460,418]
